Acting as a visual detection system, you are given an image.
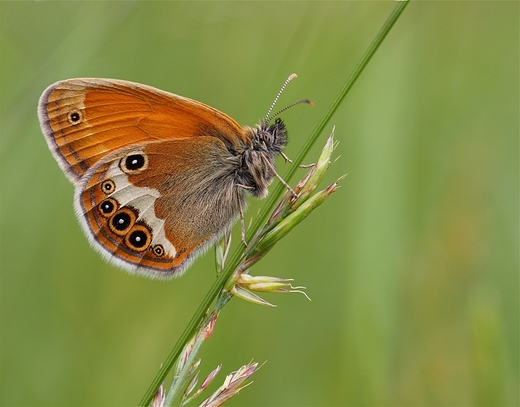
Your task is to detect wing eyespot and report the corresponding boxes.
[98,198,118,218]
[109,207,137,235]
[152,244,165,257]
[67,110,82,125]
[120,152,148,174]
[101,179,116,195]
[125,224,152,252]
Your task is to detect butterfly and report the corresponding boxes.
[38,75,307,279]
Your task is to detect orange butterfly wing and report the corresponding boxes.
[38,78,249,183]
[38,79,251,278]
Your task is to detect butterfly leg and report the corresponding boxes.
[261,155,298,198]
[280,151,293,163]
[281,148,316,169]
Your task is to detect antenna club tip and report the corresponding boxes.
[307,100,315,107]
[288,73,298,80]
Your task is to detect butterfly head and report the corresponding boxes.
[255,117,287,154]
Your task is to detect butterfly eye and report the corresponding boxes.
[120,152,148,174]
[98,198,118,218]
[67,110,82,125]
[108,207,137,235]
[152,244,165,257]
[101,179,116,195]
[125,224,152,252]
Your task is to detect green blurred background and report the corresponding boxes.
[1,2,517,406]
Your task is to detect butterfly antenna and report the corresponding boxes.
[264,73,298,123]
[269,98,314,120]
